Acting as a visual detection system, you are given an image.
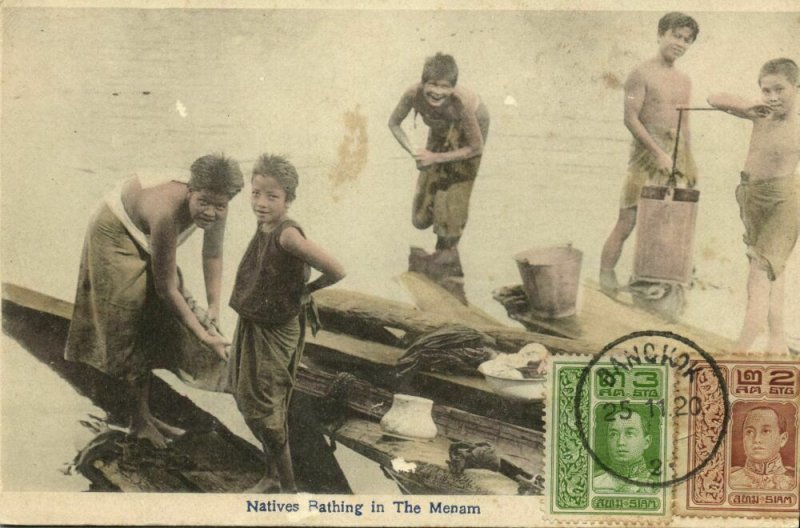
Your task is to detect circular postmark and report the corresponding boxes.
[573,330,730,488]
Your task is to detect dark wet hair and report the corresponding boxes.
[252,153,299,202]
[759,58,799,86]
[658,12,699,43]
[421,53,458,86]
[188,154,244,198]
[745,406,788,434]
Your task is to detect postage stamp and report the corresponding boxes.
[675,358,800,519]
[546,333,682,522]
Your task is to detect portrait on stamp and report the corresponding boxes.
[729,403,797,491]
[677,360,800,518]
[592,405,661,494]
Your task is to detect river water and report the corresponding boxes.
[2,7,798,492]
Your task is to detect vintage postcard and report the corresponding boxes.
[1,1,798,526]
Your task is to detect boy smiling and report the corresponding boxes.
[600,13,700,295]
[388,53,490,278]
[708,58,800,355]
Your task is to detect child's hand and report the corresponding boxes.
[745,104,772,119]
[207,304,220,324]
[204,333,229,361]
[414,148,438,168]
[301,286,311,306]
[655,151,674,175]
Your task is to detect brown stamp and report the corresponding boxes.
[675,359,800,518]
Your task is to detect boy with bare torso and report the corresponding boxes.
[66,155,242,448]
[708,58,800,355]
[388,53,489,278]
[600,12,699,294]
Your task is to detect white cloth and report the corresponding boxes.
[104,170,196,254]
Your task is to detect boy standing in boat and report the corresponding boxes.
[388,53,489,279]
[228,154,345,493]
[600,13,699,295]
[708,58,799,355]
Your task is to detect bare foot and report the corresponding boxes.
[599,269,619,298]
[732,335,759,355]
[149,416,186,439]
[132,420,169,449]
[767,341,791,356]
[246,475,281,493]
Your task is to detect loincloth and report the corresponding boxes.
[620,128,698,209]
[64,203,227,390]
[736,172,799,280]
[414,104,489,238]
[227,316,304,448]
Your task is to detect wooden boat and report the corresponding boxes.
[493,279,800,356]
[302,272,596,428]
[2,282,542,495]
[1,284,348,494]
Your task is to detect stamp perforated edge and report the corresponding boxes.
[671,353,800,523]
[542,351,673,526]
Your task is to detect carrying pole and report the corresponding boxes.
[669,109,685,188]
[669,107,721,187]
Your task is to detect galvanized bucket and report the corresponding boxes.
[514,245,583,319]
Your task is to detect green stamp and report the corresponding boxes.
[548,357,671,517]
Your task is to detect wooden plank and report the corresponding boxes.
[2,281,498,395]
[493,280,794,357]
[2,286,351,495]
[307,329,401,366]
[2,282,73,320]
[306,330,495,394]
[395,271,503,327]
[3,282,540,494]
[297,363,542,478]
[314,288,596,355]
[331,419,519,495]
[304,329,548,415]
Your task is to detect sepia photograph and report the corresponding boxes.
[1,1,797,526]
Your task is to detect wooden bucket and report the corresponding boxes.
[514,245,583,319]
[633,186,700,284]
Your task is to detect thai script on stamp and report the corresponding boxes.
[675,359,800,518]
[546,335,678,521]
[545,331,746,523]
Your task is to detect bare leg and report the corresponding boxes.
[247,442,281,493]
[133,376,186,439]
[600,207,637,294]
[412,171,435,230]
[767,272,790,355]
[275,442,298,493]
[244,421,282,493]
[130,375,169,449]
[436,235,460,251]
[429,236,463,279]
[734,261,770,353]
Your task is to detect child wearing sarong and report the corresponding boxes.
[708,58,800,355]
[600,13,699,295]
[228,154,345,493]
[65,155,244,449]
[388,52,489,277]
